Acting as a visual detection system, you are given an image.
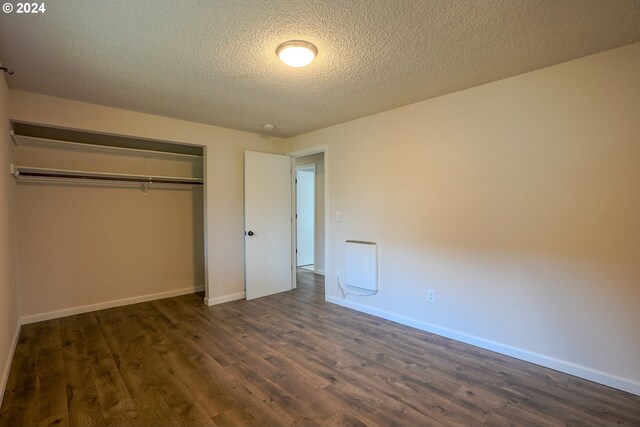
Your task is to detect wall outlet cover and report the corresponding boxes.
[427,289,436,303]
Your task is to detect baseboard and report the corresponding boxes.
[0,321,21,408]
[20,286,204,325]
[314,269,325,276]
[204,291,245,306]
[327,296,640,396]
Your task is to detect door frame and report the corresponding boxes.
[287,145,329,295]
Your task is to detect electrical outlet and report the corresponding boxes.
[427,289,436,304]
[336,211,341,222]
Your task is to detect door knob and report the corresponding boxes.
[247,231,254,236]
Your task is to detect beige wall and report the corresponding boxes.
[0,75,18,403]
[9,91,286,310]
[286,43,640,393]
[295,153,325,273]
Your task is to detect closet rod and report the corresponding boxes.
[11,165,203,186]
[17,171,203,185]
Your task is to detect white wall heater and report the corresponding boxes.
[345,240,378,292]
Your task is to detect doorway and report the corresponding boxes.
[296,165,315,270]
[243,148,326,299]
[293,152,325,277]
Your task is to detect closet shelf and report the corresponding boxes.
[10,131,203,161]
[11,165,203,187]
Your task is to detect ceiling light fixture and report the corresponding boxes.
[276,40,318,68]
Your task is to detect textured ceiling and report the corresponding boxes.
[1,0,639,137]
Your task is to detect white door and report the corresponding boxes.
[296,167,315,266]
[244,151,292,300]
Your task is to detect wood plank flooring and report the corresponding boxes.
[1,270,639,426]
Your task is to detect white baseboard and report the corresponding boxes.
[204,291,245,306]
[327,296,640,396]
[20,286,204,325]
[314,269,325,276]
[0,321,21,408]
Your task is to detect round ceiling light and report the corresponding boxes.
[276,40,318,68]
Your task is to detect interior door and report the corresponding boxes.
[296,167,315,266]
[244,151,292,300]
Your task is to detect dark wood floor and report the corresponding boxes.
[1,270,639,426]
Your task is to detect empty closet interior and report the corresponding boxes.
[11,123,205,319]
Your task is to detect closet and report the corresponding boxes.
[11,123,205,320]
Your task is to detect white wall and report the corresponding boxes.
[295,153,325,273]
[9,91,286,312]
[286,43,640,394]
[0,74,18,405]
